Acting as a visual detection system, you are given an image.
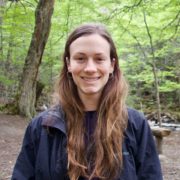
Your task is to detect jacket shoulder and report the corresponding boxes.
[127,107,147,130]
[28,105,66,137]
[126,107,150,147]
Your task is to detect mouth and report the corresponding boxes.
[81,77,100,82]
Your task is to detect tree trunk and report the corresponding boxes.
[18,0,55,118]
[0,0,5,61]
[151,63,161,125]
[5,34,13,74]
[176,58,180,107]
[143,10,162,126]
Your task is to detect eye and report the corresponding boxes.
[78,57,84,60]
[95,57,105,63]
[75,56,86,63]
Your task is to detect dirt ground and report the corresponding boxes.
[0,113,180,180]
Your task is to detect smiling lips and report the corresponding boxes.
[81,76,100,82]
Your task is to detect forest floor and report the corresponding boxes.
[0,113,180,180]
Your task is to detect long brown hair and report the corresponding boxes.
[56,23,128,180]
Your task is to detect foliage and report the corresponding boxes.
[0,0,179,112]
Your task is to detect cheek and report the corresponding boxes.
[68,62,80,73]
[70,65,82,77]
[102,65,113,74]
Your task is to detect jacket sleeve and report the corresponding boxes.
[11,122,36,180]
[134,114,163,180]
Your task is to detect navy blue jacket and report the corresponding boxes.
[11,106,163,180]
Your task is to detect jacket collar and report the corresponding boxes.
[41,105,66,135]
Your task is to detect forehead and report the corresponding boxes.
[69,34,110,55]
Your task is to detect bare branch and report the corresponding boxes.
[6,1,13,11]
[19,1,27,13]
[160,10,180,41]
[24,0,36,7]
[101,0,144,22]
[143,10,155,59]
[170,12,180,39]
[118,20,147,60]
[123,0,143,10]
[162,10,180,31]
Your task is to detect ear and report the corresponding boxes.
[66,57,71,72]
[110,58,115,73]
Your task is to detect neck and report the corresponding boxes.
[78,92,100,111]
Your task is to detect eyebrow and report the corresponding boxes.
[73,52,85,55]
[94,53,105,56]
[73,52,105,56]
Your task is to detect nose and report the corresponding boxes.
[84,59,97,73]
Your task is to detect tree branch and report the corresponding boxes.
[118,20,147,60]
[143,9,161,126]
[101,0,144,22]
[143,10,155,59]
[162,10,180,31]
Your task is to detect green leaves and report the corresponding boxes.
[1,0,179,110]
[159,80,180,92]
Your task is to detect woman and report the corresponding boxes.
[12,23,163,180]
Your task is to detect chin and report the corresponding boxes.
[84,90,98,94]
[83,89,101,95]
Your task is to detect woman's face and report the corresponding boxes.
[67,34,114,100]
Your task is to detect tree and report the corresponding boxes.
[143,10,161,125]
[18,0,55,118]
[0,0,6,61]
[0,0,179,117]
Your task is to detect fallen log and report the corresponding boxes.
[150,126,171,154]
[146,111,177,123]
